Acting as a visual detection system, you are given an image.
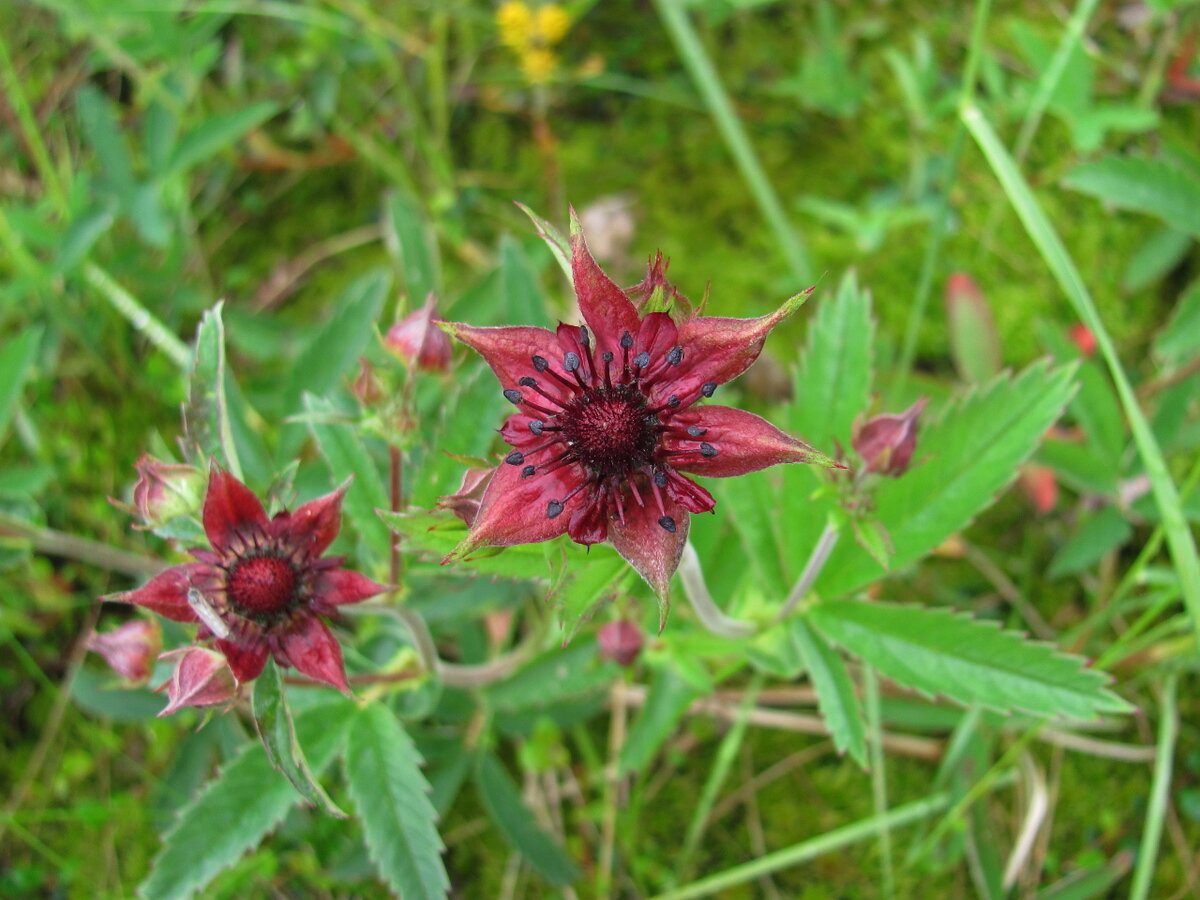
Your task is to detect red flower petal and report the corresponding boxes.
[278,615,349,692]
[156,646,238,715]
[669,405,837,477]
[273,482,348,559]
[608,492,689,601]
[312,568,388,607]
[662,468,715,514]
[203,467,269,551]
[668,292,809,398]
[443,458,582,561]
[217,637,270,683]
[439,323,558,392]
[107,564,206,623]
[567,497,609,544]
[571,216,641,352]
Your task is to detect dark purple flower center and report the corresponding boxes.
[501,324,721,533]
[227,554,299,618]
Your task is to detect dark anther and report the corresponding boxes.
[633,351,650,369]
[579,325,590,346]
[505,450,525,465]
[532,355,549,372]
[518,376,537,388]
[547,499,565,519]
[564,352,581,372]
[667,395,680,408]
[653,470,668,488]
[602,351,614,362]
[620,331,634,349]
[667,346,684,366]
[504,389,522,404]
[699,443,718,458]
[658,515,677,533]
[687,426,707,437]
[529,420,545,436]
[701,382,717,398]
[521,465,536,477]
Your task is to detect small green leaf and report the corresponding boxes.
[251,660,346,818]
[552,548,628,645]
[475,753,579,885]
[1047,506,1132,579]
[810,600,1130,720]
[1063,155,1200,238]
[379,508,557,581]
[1154,280,1200,365]
[618,663,701,775]
[346,705,450,900]
[56,205,115,272]
[75,84,135,196]
[0,328,42,445]
[182,302,241,476]
[1123,227,1191,294]
[788,270,874,450]
[384,191,440,303]
[165,101,278,175]
[139,699,355,900]
[792,618,867,767]
[516,201,571,280]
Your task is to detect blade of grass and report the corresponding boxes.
[650,0,811,284]
[0,32,68,210]
[648,791,952,900]
[960,103,1200,653]
[82,263,191,369]
[1128,672,1178,900]
[864,667,895,900]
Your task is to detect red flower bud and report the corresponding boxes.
[1019,464,1058,515]
[85,619,161,683]
[128,454,204,525]
[852,398,929,477]
[1068,323,1096,358]
[155,646,239,716]
[597,620,643,667]
[385,294,452,373]
[436,467,495,527]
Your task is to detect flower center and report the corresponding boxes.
[560,386,659,479]
[227,555,300,618]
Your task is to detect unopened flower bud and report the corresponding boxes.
[436,467,495,527]
[1068,323,1096,358]
[129,455,204,525]
[352,357,383,406]
[853,398,929,477]
[1019,464,1057,515]
[85,619,161,683]
[385,294,452,373]
[597,620,643,667]
[155,646,239,716]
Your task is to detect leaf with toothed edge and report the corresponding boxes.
[515,202,572,281]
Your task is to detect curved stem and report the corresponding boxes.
[775,523,840,623]
[0,513,164,578]
[678,542,754,639]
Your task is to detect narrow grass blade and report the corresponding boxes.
[1128,673,1178,900]
[961,102,1200,652]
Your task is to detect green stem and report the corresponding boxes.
[678,542,754,639]
[82,263,191,369]
[648,791,952,900]
[865,667,895,900]
[0,32,68,211]
[1129,672,1179,900]
[651,0,811,283]
[775,522,839,622]
[0,513,163,578]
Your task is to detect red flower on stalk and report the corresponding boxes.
[107,467,386,691]
[439,213,839,596]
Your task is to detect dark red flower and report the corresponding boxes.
[852,398,928,477]
[107,467,387,691]
[439,214,838,596]
[386,294,453,373]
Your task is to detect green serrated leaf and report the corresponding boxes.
[182,302,241,475]
[788,270,874,450]
[810,601,1130,720]
[792,618,867,767]
[475,753,580,885]
[165,101,278,175]
[384,191,440,303]
[1063,155,1200,238]
[515,202,571,280]
[817,361,1077,597]
[0,328,42,445]
[138,699,355,900]
[345,705,450,900]
[251,660,346,818]
[379,508,556,581]
[552,549,628,645]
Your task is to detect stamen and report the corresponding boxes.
[658,515,677,533]
[653,470,668,488]
[505,450,524,465]
[547,500,564,518]
[578,325,590,348]
[532,355,549,372]
[518,378,570,409]
[699,443,718,458]
[564,352,580,372]
[521,465,536,477]
[701,382,717,398]
[687,426,707,437]
[667,346,684,366]
[602,351,614,389]
[620,331,633,375]
[529,420,544,435]
[632,351,650,370]
[579,325,596,380]
[627,474,645,508]
[503,389,522,404]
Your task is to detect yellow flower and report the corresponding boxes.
[535,5,571,45]
[497,1,534,49]
[521,47,559,84]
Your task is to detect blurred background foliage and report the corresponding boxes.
[2,0,1199,896]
